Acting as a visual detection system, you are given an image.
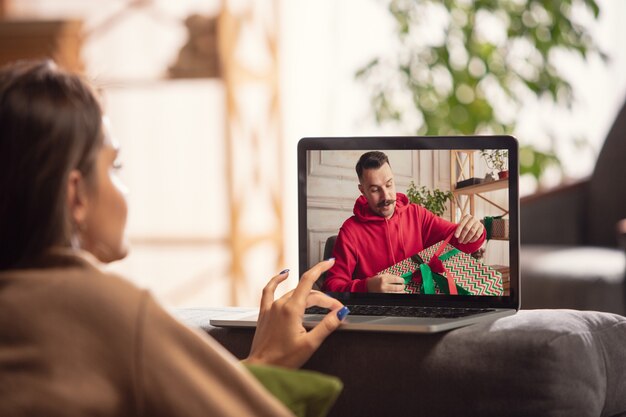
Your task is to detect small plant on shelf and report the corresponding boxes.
[480,149,508,178]
[406,181,453,217]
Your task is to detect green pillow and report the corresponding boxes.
[244,363,343,417]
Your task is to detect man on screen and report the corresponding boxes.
[323,151,486,293]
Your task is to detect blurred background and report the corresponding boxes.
[1,0,625,308]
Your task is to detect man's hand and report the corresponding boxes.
[367,273,405,293]
[245,259,347,369]
[455,214,485,244]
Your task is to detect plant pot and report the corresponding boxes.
[498,170,509,179]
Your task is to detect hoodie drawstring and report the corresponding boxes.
[384,219,397,265]
[398,219,408,260]
[385,217,409,265]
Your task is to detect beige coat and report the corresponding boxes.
[0,250,293,417]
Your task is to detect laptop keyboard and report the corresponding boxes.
[305,305,495,319]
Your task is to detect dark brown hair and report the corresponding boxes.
[355,151,391,181]
[0,60,103,270]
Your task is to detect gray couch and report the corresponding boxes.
[520,100,626,315]
[177,308,626,417]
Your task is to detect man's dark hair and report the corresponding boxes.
[356,151,390,181]
[0,60,103,270]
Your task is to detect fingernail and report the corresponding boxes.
[337,306,350,321]
[326,257,335,262]
[279,269,289,274]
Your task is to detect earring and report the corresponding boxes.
[70,221,86,250]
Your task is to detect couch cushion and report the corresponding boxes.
[176,308,626,417]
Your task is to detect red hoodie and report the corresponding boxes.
[323,193,486,293]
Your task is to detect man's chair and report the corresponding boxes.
[520,100,626,315]
[314,235,337,290]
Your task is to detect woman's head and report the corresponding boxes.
[0,60,128,269]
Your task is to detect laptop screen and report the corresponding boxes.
[298,136,519,310]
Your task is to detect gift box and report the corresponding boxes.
[378,235,503,295]
[491,265,510,295]
[480,216,509,240]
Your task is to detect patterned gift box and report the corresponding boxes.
[480,216,509,240]
[378,236,503,295]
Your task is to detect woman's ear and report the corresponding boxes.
[67,170,88,227]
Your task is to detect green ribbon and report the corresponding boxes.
[401,247,472,294]
[419,263,436,294]
[400,255,426,285]
[400,270,413,284]
[439,248,460,262]
[483,215,503,240]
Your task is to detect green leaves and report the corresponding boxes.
[406,182,454,217]
[480,149,508,172]
[356,0,604,182]
[519,145,561,179]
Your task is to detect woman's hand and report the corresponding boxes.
[245,259,349,369]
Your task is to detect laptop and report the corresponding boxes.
[211,135,520,333]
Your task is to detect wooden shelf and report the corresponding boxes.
[0,19,84,73]
[453,178,509,195]
[449,150,509,223]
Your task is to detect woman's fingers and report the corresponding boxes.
[248,260,346,369]
[306,306,347,349]
[278,288,295,301]
[260,269,290,314]
[305,290,344,310]
[292,259,335,302]
[301,291,349,354]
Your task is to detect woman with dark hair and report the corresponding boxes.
[0,60,349,417]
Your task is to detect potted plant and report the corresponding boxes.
[480,150,509,179]
[405,181,453,217]
[355,0,605,185]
